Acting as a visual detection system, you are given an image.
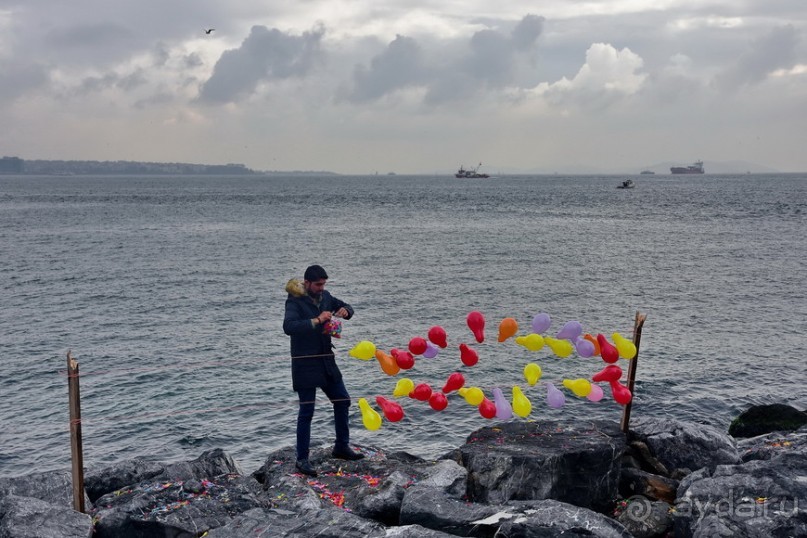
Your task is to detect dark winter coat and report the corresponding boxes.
[283,288,354,391]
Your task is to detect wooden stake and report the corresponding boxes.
[67,351,86,513]
[620,311,647,434]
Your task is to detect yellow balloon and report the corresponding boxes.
[393,378,415,397]
[357,397,382,431]
[512,386,532,417]
[458,386,484,406]
[349,340,376,360]
[523,363,542,386]
[545,336,573,357]
[612,332,637,359]
[515,333,545,352]
[562,378,592,397]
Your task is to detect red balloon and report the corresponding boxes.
[391,349,415,370]
[408,337,428,356]
[597,334,619,364]
[478,397,497,419]
[428,326,448,348]
[609,380,632,405]
[592,364,623,383]
[409,383,433,401]
[375,396,404,422]
[442,372,465,393]
[466,311,485,343]
[429,392,448,411]
[459,343,479,367]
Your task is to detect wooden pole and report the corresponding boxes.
[67,351,86,513]
[620,311,647,434]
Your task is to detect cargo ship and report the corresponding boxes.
[670,160,704,174]
[455,163,489,178]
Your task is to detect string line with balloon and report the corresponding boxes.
[344,310,646,434]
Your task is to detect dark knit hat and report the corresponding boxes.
[304,264,328,281]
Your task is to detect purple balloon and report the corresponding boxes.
[556,320,583,341]
[493,387,513,419]
[531,313,551,334]
[422,341,439,358]
[546,382,566,409]
[574,337,595,358]
[587,384,604,402]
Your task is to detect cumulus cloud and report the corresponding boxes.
[344,35,426,103]
[197,24,325,104]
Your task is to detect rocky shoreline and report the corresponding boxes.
[1,404,805,537]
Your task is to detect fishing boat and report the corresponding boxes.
[455,163,489,178]
[617,179,635,189]
[670,160,704,174]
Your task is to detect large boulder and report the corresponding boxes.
[630,417,740,474]
[728,403,807,438]
[614,497,673,538]
[487,499,634,538]
[0,470,88,508]
[736,425,807,462]
[673,429,807,537]
[205,506,388,537]
[0,495,93,538]
[451,420,626,511]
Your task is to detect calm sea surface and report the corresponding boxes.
[1,173,806,477]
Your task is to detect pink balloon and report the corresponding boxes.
[586,384,604,402]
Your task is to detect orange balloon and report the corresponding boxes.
[375,349,401,376]
[498,318,519,342]
[584,333,601,355]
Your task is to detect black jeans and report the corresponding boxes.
[295,379,351,461]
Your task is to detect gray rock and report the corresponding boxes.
[205,506,387,537]
[0,495,93,538]
[615,496,673,538]
[0,470,87,509]
[454,420,625,511]
[630,417,741,473]
[728,403,807,438]
[736,425,807,462]
[493,499,634,538]
[399,485,503,535]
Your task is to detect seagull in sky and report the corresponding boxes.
[204,28,215,34]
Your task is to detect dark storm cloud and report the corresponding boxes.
[0,62,48,104]
[714,25,798,90]
[197,24,325,103]
[344,14,545,104]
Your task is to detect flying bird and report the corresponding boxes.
[204,28,215,34]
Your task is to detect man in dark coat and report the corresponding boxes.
[283,264,364,477]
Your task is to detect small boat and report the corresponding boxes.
[455,163,489,178]
[617,179,635,189]
[670,160,704,174]
[640,170,655,175]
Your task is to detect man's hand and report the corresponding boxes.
[318,311,333,324]
[333,307,349,319]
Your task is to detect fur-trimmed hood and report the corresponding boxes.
[285,278,306,298]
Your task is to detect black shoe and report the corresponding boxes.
[332,446,365,461]
[295,459,318,477]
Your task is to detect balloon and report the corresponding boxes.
[609,380,632,405]
[429,392,448,411]
[428,326,448,348]
[587,383,604,402]
[422,342,439,358]
[512,386,532,417]
[597,334,619,364]
[546,383,565,408]
[478,397,497,419]
[375,349,401,376]
[574,337,595,357]
[467,311,485,343]
[408,337,428,356]
[545,336,573,358]
[493,387,513,419]
[458,386,484,406]
[584,333,601,356]
[375,396,404,422]
[612,332,637,359]
[349,340,376,360]
[531,313,551,334]
[498,318,519,342]
[392,378,415,397]
[357,398,382,430]
[523,363,542,386]
[562,378,592,397]
[459,343,479,367]
[592,364,623,383]
[391,348,415,370]
[515,333,545,351]
[556,320,583,341]
[410,383,433,401]
[442,372,465,393]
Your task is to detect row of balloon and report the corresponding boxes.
[349,311,637,431]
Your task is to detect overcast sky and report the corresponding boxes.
[1,1,806,173]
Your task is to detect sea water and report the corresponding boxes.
[1,173,806,477]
